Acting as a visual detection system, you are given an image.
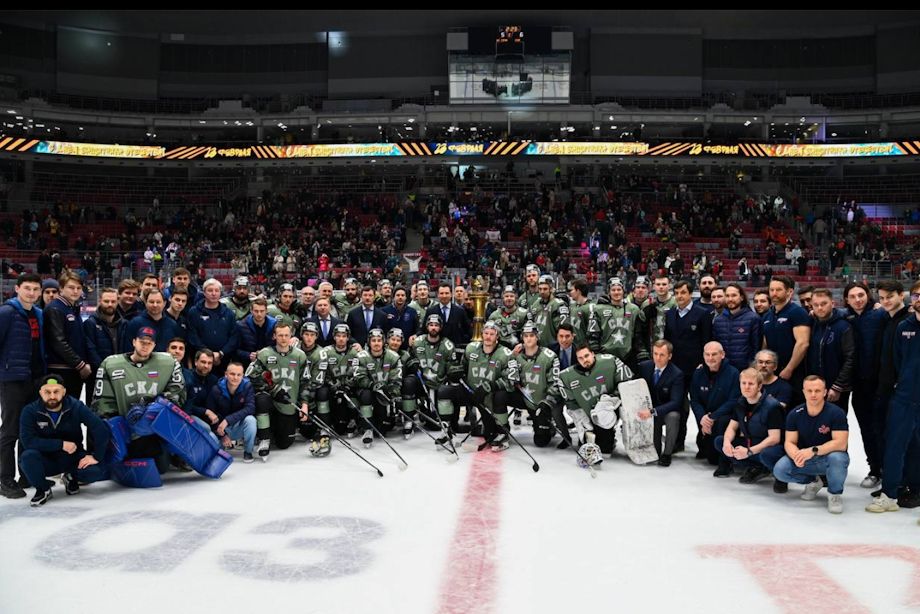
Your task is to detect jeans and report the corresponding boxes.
[773,451,850,495]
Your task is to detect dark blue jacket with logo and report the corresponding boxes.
[807,310,856,393]
[187,303,240,358]
[0,298,44,381]
[689,362,741,421]
[712,306,762,372]
[893,315,920,407]
[235,314,277,365]
[20,395,110,458]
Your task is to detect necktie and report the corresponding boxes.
[322,319,329,338]
[365,309,372,330]
[654,369,661,385]
[561,349,569,369]
[442,306,448,322]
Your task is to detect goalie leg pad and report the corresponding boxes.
[104,417,131,464]
[148,396,232,479]
[110,458,163,488]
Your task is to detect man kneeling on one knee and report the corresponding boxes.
[773,375,850,514]
[716,368,785,487]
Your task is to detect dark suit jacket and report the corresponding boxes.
[346,305,389,347]
[425,301,471,346]
[309,315,342,347]
[548,342,576,370]
[637,360,685,416]
[664,304,712,381]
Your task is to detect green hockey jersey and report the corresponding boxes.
[508,347,561,404]
[93,352,186,418]
[556,353,634,413]
[529,297,570,346]
[487,305,530,348]
[245,345,310,411]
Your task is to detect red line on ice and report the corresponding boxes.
[437,450,504,614]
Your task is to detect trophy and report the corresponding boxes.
[469,276,491,341]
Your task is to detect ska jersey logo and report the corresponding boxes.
[124,381,160,397]
[523,372,544,387]
[270,367,298,392]
[579,385,606,403]
[470,366,495,382]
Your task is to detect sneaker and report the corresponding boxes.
[773,480,789,494]
[310,435,331,458]
[898,489,920,509]
[30,488,53,507]
[221,436,234,451]
[491,433,510,451]
[713,463,733,478]
[0,479,26,499]
[402,419,414,440]
[362,429,374,448]
[17,475,30,489]
[865,493,900,513]
[870,488,882,497]
[827,494,843,514]
[243,452,254,463]
[801,479,823,501]
[739,465,771,484]
[61,473,79,496]
[860,474,880,489]
[657,454,672,467]
[256,439,270,461]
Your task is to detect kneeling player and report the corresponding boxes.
[505,323,563,448]
[351,328,402,447]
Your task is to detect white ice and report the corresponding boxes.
[0,415,916,614]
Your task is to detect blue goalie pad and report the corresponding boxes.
[104,416,131,464]
[126,403,159,437]
[110,458,163,488]
[148,396,233,479]
[201,449,234,479]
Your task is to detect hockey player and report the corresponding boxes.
[505,323,562,449]
[334,279,361,318]
[351,328,402,447]
[556,344,635,457]
[643,274,678,348]
[221,276,254,321]
[487,286,529,350]
[385,328,421,438]
[567,278,596,348]
[518,264,542,311]
[408,280,435,332]
[530,275,570,347]
[593,277,648,370]
[437,321,514,448]
[323,323,362,435]
[298,321,334,458]
[412,314,457,427]
[92,326,186,473]
[268,283,303,337]
[244,322,310,459]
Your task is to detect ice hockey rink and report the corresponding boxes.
[0,417,916,614]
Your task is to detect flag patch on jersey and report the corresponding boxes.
[289,360,298,368]
[595,375,606,383]
[488,360,497,367]
[147,371,159,378]
[383,364,391,371]
[531,365,542,372]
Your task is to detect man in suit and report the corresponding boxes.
[346,286,389,348]
[309,297,341,348]
[664,279,712,452]
[636,340,685,467]
[548,323,576,371]
[425,283,471,347]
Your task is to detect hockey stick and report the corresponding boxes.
[308,412,384,478]
[376,390,459,460]
[459,379,539,473]
[417,371,482,448]
[412,372,460,457]
[341,391,409,471]
[516,385,597,478]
